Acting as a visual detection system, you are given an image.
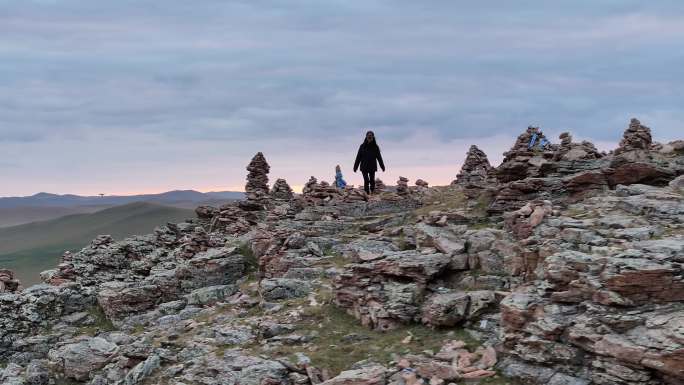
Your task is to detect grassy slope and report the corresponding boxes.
[0,205,115,228]
[0,202,194,285]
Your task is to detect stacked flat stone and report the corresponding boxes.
[91,235,113,249]
[375,178,386,191]
[453,145,493,186]
[554,132,602,162]
[245,152,270,202]
[559,132,572,147]
[270,178,294,200]
[0,269,22,293]
[342,186,367,202]
[615,118,653,154]
[302,176,319,196]
[415,179,429,187]
[397,177,410,195]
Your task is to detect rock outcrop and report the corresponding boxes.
[1,119,682,385]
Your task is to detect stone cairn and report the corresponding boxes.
[397,176,410,195]
[554,132,602,161]
[302,176,319,196]
[415,179,429,188]
[453,145,493,186]
[91,234,113,249]
[559,132,572,147]
[497,126,555,183]
[302,176,341,203]
[375,178,386,191]
[245,152,271,204]
[270,178,294,200]
[0,269,22,293]
[615,118,653,154]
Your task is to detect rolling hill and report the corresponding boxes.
[0,189,243,227]
[0,202,195,286]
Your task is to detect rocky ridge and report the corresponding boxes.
[1,118,683,385]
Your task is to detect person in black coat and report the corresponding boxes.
[353,131,385,194]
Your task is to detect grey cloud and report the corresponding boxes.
[0,1,683,193]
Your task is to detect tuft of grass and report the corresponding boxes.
[131,324,147,335]
[238,242,258,273]
[78,305,116,336]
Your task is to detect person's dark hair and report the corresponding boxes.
[363,130,378,146]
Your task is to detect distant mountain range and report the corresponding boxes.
[0,190,244,208]
[0,190,244,228]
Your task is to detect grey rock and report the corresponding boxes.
[261,278,312,301]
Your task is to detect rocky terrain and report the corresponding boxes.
[1,119,683,385]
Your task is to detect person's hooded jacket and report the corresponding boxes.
[354,140,385,173]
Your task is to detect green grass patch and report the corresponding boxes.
[237,242,259,273]
[257,303,477,376]
[78,305,116,336]
[248,286,478,376]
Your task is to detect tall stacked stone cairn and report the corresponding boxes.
[452,145,494,186]
[615,118,653,154]
[397,176,410,195]
[245,152,270,205]
[0,269,22,293]
[270,178,294,200]
[375,177,386,191]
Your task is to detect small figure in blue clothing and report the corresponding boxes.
[334,165,347,189]
[353,131,386,194]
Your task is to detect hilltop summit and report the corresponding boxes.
[1,119,683,385]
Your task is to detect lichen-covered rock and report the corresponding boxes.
[47,337,118,381]
[320,365,387,385]
[261,278,313,301]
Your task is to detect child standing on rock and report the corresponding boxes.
[354,130,386,194]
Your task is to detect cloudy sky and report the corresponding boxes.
[1,1,683,196]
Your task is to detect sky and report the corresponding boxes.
[1,1,683,196]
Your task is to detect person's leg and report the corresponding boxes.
[369,171,376,193]
[362,171,370,194]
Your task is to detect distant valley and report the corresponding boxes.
[0,190,243,285]
[0,189,243,227]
